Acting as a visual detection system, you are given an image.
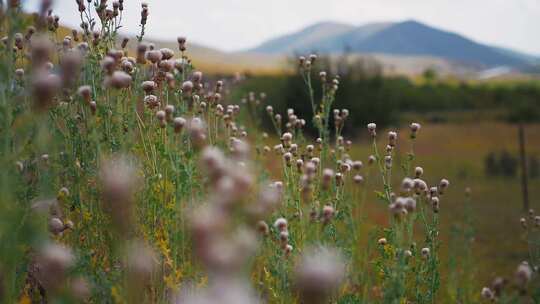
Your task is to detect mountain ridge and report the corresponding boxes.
[249,19,538,68]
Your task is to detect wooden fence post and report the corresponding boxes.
[518,123,530,212]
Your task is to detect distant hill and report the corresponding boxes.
[250,20,538,68]
[142,39,287,75]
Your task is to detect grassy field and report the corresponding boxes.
[259,120,540,288]
[352,122,539,280]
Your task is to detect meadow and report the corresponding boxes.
[0,1,539,303]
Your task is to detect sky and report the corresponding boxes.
[24,0,540,55]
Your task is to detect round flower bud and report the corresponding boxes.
[353,175,364,184]
[388,131,397,146]
[367,123,376,136]
[414,166,423,178]
[274,218,288,232]
[173,117,186,133]
[421,247,430,259]
[322,205,335,224]
[49,217,65,235]
[256,221,269,235]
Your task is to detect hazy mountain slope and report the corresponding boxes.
[250,21,355,54]
[351,20,523,67]
[250,20,531,67]
[491,46,540,64]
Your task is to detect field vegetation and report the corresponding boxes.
[0,1,539,303]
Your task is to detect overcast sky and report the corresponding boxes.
[24,0,540,55]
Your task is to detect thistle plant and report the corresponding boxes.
[0,1,533,303]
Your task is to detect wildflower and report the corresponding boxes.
[49,217,65,235]
[367,123,376,137]
[404,197,416,212]
[160,48,174,60]
[99,156,140,233]
[281,132,293,146]
[296,159,304,172]
[322,205,335,224]
[431,196,440,213]
[389,198,407,217]
[173,117,186,133]
[515,262,532,288]
[421,247,430,259]
[15,68,24,79]
[274,218,288,232]
[294,246,345,304]
[192,71,203,83]
[368,155,376,165]
[100,56,116,75]
[322,168,334,189]
[353,174,364,184]
[89,101,97,114]
[491,277,507,297]
[404,250,413,258]
[35,243,75,292]
[64,220,74,230]
[274,144,284,155]
[535,215,540,227]
[256,221,269,235]
[156,110,166,127]
[285,244,293,256]
[165,104,175,119]
[410,122,421,138]
[384,155,392,169]
[182,80,194,94]
[481,287,494,300]
[438,178,450,194]
[402,177,414,192]
[15,161,24,172]
[136,43,148,64]
[30,35,53,67]
[144,95,159,109]
[70,277,91,301]
[105,71,132,89]
[141,80,156,94]
[388,131,397,146]
[352,160,363,171]
[414,166,423,178]
[32,71,61,110]
[125,240,159,285]
[146,50,162,64]
[378,238,387,246]
[520,217,527,229]
[77,85,92,103]
[177,36,187,52]
[413,178,427,195]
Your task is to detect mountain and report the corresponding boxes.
[250,20,535,68]
[250,21,355,54]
